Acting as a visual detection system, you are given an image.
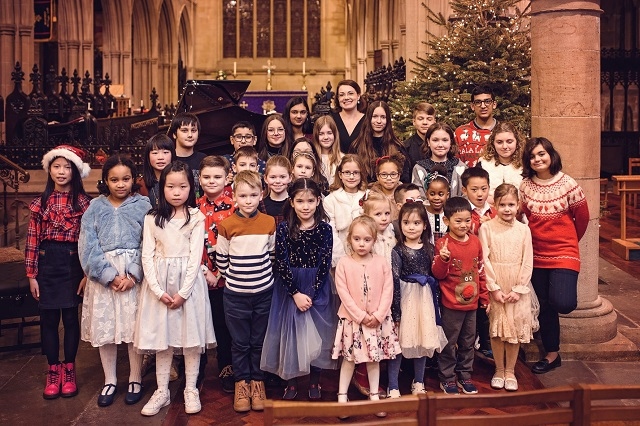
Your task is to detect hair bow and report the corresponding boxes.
[358,189,370,207]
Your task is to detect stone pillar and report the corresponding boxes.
[530,0,618,348]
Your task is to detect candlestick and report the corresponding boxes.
[128,99,132,108]
[110,101,114,109]
[233,61,237,76]
[88,101,91,110]
[302,61,306,75]
[140,99,144,108]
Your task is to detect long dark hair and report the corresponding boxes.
[283,97,312,146]
[97,154,141,195]
[142,133,176,189]
[41,157,90,211]
[258,114,290,161]
[283,178,328,240]
[521,137,563,179]
[396,202,434,261]
[149,161,196,228]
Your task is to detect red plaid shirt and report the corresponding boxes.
[25,191,91,278]
[196,193,235,275]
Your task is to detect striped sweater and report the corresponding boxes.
[216,211,276,294]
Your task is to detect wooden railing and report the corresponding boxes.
[0,152,30,249]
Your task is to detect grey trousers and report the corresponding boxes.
[438,306,477,382]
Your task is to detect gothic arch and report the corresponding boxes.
[158,0,176,105]
[56,0,93,75]
[101,0,132,90]
[177,7,193,100]
[132,0,156,107]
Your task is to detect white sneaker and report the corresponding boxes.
[184,387,201,414]
[141,389,170,416]
[387,388,401,399]
[411,381,426,395]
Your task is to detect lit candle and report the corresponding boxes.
[128,99,132,108]
[233,61,237,75]
[140,99,144,108]
[88,101,91,110]
[110,101,114,109]
[302,61,306,74]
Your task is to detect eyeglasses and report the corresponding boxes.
[232,134,256,142]
[405,197,425,204]
[340,171,361,177]
[472,99,494,106]
[267,128,285,135]
[377,172,399,179]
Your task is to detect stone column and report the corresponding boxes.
[530,0,618,350]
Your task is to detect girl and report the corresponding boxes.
[258,114,290,162]
[478,184,536,391]
[260,155,293,225]
[331,79,367,153]
[313,115,344,185]
[26,145,91,399]
[137,133,176,207]
[477,122,525,205]
[134,161,216,416]
[284,97,312,145]
[349,101,412,183]
[412,123,466,197]
[79,155,151,407]
[362,190,396,264]
[370,155,403,220]
[388,202,447,398]
[519,138,589,375]
[261,178,337,401]
[291,151,329,195]
[332,216,400,411]
[424,166,450,244]
[324,155,367,267]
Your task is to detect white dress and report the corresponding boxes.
[134,209,216,353]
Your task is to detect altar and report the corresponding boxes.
[239,91,309,115]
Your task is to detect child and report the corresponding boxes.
[284,97,312,144]
[412,123,466,197]
[388,202,447,398]
[137,133,176,207]
[403,102,437,171]
[477,122,525,205]
[26,145,91,399]
[261,178,337,400]
[362,190,396,264]
[370,154,403,220]
[291,150,329,195]
[393,183,423,212]
[135,161,216,416]
[324,154,367,267]
[332,216,401,411]
[196,155,235,393]
[478,184,535,391]
[79,155,151,407]
[432,197,488,395]
[222,146,261,197]
[223,121,266,175]
[424,166,450,244]
[169,112,207,197]
[260,155,293,225]
[312,115,344,185]
[258,114,290,161]
[461,167,496,236]
[520,137,588,375]
[216,170,276,413]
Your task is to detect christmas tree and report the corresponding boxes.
[390,0,531,140]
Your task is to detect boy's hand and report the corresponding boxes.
[293,293,312,312]
[170,294,186,309]
[204,269,220,289]
[29,278,40,301]
[491,289,506,304]
[439,239,450,261]
[160,292,174,306]
[77,276,87,296]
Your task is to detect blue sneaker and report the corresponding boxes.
[457,379,478,394]
[440,381,459,395]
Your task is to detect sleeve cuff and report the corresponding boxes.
[100,267,118,287]
[512,285,530,294]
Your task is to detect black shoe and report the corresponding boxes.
[308,383,322,400]
[532,354,561,374]
[124,382,144,405]
[218,365,235,393]
[282,385,298,400]
[97,384,117,407]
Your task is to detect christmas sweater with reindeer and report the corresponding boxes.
[432,234,488,311]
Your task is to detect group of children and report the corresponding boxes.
[26,95,588,417]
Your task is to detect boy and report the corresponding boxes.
[432,197,488,395]
[461,166,495,360]
[454,85,498,167]
[216,171,276,413]
[223,121,266,175]
[404,102,436,170]
[196,156,235,393]
[170,112,207,197]
[222,146,261,198]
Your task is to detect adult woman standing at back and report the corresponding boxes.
[331,80,367,153]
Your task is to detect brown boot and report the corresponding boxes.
[250,380,266,411]
[233,380,251,412]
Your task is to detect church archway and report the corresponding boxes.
[132,0,156,108]
[158,0,176,106]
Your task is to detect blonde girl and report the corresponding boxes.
[370,154,404,220]
[361,190,396,264]
[313,115,344,185]
[261,155,293,225]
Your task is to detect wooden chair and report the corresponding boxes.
[584,383,640,423]
[628,157,640,207]
[263,393,428,426]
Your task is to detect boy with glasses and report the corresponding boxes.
[454,85,498,167]
[223,121,266,177]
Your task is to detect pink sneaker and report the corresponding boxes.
[61,362,78,397]
[43,364,62,399]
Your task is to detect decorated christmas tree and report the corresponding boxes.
[390,0,531,140]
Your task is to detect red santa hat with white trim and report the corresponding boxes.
[42,145,92,179]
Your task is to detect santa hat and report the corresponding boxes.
[42,145,91,179]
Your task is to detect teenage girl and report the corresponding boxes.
[260,155,293,225]
[478,183,536,391]
[324,154,367,267]
[79,155,151,407]
[388,202,447,397]
[284,97,312,144]
[261,178,337,400]
[258,114,290,162]
[291,150,329,195]
[412,123,467,197]
[137,133,176,207]
[477,122,525,205]
[423,165,451,244]
[312,115,344,185]
[134,161,216,416]
[26,145,92,399]
[361,190,396,264]
[332,216,401,411]
[370,155,404,220]
[519,137,589,375]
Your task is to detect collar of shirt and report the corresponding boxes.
[468,199,491,216]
